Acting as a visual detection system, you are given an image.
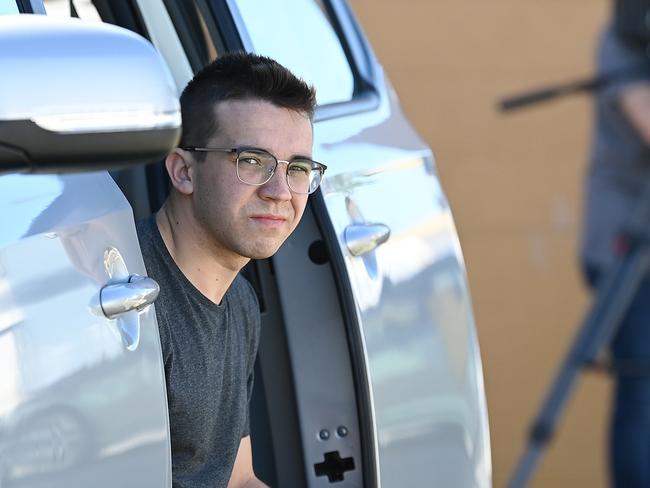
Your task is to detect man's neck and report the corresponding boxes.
[155,201,249,305]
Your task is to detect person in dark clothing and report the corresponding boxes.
[582,4,650,486]
[137,52,324,488]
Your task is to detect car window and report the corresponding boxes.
[42,0,101,20]
[163,0,219,72]
[234,0,354,106]
[0,0,18,14]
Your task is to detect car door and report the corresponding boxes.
[0,3,171,487]
[226,1,492,487]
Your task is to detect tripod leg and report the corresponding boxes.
[507,244,650,488]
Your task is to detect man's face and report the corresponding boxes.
[190,99,313,261]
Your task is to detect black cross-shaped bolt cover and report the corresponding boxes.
[314,451,355,483]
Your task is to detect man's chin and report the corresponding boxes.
[243,243,283,260]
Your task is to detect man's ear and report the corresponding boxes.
[165,149,195,195]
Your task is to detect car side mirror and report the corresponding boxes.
[0,14,181,175]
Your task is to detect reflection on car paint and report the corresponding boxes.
[317,98,491,486]
[0,173,170,488]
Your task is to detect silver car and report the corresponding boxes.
[0,0,491,487]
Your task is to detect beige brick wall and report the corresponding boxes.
[348,1,611,486]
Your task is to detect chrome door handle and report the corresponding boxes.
[344,223,391,256]
[99,274,160,319]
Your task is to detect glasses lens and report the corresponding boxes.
[237,150,276,185]
[287,160,322,194]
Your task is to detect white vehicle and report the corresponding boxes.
[0,1,492,487]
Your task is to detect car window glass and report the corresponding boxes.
[164,0,219,71]
[0,0,18,14]
[235,0,354,106]
[191,2,218,62]
[43,0,101,20]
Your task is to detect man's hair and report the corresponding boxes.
[179,52,317,153]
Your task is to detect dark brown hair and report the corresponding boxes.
[179,52,316,155]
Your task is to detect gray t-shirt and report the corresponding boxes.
[137,216,260,488]
[582,25,650,270]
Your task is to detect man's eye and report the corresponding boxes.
[240,157,264,168]
[288,163,310,174]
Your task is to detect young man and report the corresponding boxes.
[137,53,323,488]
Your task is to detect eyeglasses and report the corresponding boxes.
[181,146,327,195]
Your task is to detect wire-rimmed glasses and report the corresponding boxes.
[181,146,327,195]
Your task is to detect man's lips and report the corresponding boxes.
[249,214,288,226]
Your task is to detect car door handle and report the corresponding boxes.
[344,223,391,256]
[99,274,160,319]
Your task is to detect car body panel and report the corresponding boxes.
[315,77,492,487]
[0,172,171,487]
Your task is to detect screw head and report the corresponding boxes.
[319,429,330,441]
[337,426,349,437]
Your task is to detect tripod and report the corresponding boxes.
[507,181,650,488]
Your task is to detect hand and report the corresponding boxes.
[227,436,270,488]
[619,82,650,146]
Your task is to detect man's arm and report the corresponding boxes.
[619,81,650,145]
[227,436,269,488]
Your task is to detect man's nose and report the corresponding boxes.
[259,162,292,201]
